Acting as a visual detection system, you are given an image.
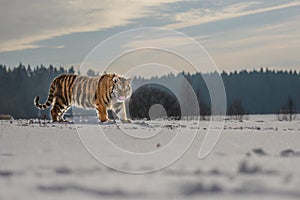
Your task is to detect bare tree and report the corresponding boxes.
[179,76,190,120]
[196,89,211,120]
[228,99,246,120]
[278,97,297,121]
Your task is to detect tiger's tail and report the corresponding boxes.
[34,81,56,110]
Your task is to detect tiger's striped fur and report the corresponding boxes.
[34,74,132,123]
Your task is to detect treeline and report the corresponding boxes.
[222,69,300,115]
[0,63,299,119]
[131,69,300,119]
[0,63,75,118]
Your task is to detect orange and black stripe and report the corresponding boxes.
[34,74,77,110]
[34,73,119,121]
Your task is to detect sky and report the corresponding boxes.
[0,0,300,75]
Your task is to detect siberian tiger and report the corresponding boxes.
[34,73,132,123]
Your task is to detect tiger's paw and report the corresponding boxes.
[121,119,132,123]
[59,120,74,124]
[98,119,116,125]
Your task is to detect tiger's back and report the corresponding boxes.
[72,75,99,109]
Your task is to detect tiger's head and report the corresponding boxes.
[112,76,132,102]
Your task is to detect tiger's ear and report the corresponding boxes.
[112,76,119,83]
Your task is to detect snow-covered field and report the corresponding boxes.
[1,115,300,200]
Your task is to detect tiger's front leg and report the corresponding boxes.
[113,102,131,123]
[96,103,109,122]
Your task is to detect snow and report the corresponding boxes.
[0,115,300,200]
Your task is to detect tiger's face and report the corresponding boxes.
[112,76,132,102]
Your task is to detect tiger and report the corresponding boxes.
[34,73,132,123]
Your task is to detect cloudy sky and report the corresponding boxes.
[0,0,300,73]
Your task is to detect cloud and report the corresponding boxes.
[166,1,300,29]
[199,15,300,70]
[123,35,194,50]
[0,0,180,52]
[1,0,299,72]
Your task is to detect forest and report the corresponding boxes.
[0,63,299,119]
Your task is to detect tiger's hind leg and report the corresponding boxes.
[51,100,66,122]
[52,96,71,122]
[58,106,72,122]
[50,106,60,122]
